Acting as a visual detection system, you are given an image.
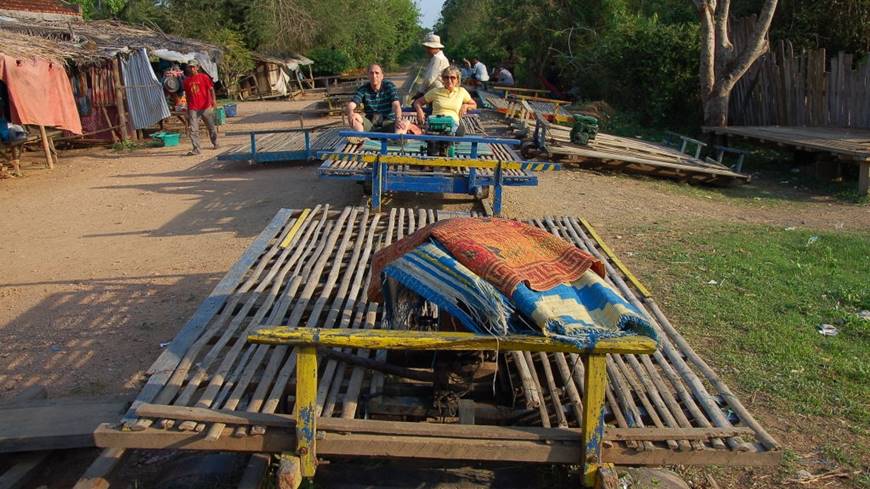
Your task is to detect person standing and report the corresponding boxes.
[182,60,218,155]
[412,33,450,102]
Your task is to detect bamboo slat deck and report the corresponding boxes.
[96,207,780,468]
[218,128,345,163]
[318,114,537,185]
[479,89,572,122]
[532,115,751,184]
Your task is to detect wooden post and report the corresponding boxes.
[859,161,869,196]
[111,57,129,141]
[581,354,607,488]
[295,346,317,478]
[38,125,53,169]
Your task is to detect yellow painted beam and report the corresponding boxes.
[582,354,608,487]
[579,218,652,298]
[280,208,311,249]
[295,345,318,477]
[321,153,559,172]
[513,93,569,104]
[248,328,656,355]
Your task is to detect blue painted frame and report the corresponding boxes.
[218,124,338,163]
[318,131,553,215]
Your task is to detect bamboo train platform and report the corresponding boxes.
[217,127,345,164]
[94,206,781,473]
[479,89,573,123]
[530,112,751,185]
[318,113,539,188]
[703,125,870,194]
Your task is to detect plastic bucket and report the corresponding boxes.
[214,107,226,126]
[223,103,238,117]
[152,131,181,147]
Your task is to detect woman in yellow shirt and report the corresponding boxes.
[414,65,477,135]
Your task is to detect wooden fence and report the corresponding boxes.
[729,19,870,128]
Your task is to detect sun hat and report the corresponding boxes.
[422,33,444,49]
[188,59,200,67]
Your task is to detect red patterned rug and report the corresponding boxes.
[368,217,604,301]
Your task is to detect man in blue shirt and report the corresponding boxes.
[346,64,408,134]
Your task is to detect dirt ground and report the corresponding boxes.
[1,96,868,488]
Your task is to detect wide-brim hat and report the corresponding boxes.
[188,59,200,67]
[422,33,444,49]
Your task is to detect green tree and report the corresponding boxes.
[206,28,254,98]
[69,0,127,19]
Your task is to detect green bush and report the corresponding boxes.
[572,16,701,126]
[308,47,352,76]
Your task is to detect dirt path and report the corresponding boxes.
[1,98,867,487]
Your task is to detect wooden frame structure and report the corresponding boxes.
[218,123,343,164]
[704,125,870,195]
[527,108,750,184]
[319,130,558,215]
[248,328,657,488]
[317,114,546,214]
[89,206,780,488]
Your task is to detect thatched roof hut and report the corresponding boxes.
[0,16,220,65]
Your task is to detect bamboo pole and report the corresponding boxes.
[111,57,129,141]
[38,125,53,169]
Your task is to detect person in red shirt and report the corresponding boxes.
[182,60,218,155]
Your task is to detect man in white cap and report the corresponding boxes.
[412,33,450,102]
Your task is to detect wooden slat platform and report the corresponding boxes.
[96,207,781,468]
[703,126,870,161]
[318,113,537,185]
[0,397,129,452]
[536,117,750,184]
[218,127,345,163]
[703,125,870,194]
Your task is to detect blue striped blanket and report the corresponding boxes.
[382,242,656,349]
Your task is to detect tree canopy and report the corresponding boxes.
[70,0,422,77]
[436,0,870,126]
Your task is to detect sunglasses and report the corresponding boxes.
[442,75,459,80]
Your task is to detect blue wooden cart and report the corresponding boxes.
[218,124,343,164]
[318,131,559,215]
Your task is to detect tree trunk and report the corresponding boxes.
[703,92,729,127]
[694,0,779,127]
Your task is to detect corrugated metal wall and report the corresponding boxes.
[121,48,170,130]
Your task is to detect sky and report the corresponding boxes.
[416,0,444,29]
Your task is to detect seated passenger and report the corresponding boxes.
[413,65,477,136]
[346,63,408,135]
[494,66,515,86]
[463,56,489,87]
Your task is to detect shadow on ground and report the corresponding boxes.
[83,157,362,239]
[0,272,220,398]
